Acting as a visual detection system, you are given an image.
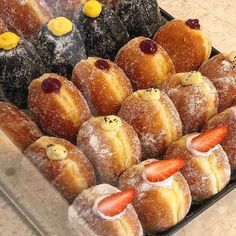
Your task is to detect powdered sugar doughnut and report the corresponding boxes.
[0,18,7,33]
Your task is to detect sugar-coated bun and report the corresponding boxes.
[28,73,91,143]
[199,53,236,112]
[161,71,218,134]
[119,160,191,232]
[100,0,118,9]
[0,102,42,152]
[115,37,175,90]
[0,0,53,39]
[68,184,143,236]
[25,136,96,202]
[203,106,236,169]
[164,134,231,201]
[0,18,7,33]
[118,88,182,158]
[153,19,212,73]
[77,116,142,185]
[72,57,132,115]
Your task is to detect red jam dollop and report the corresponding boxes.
[185,19,200,30]
[140,39,158,55]
[95,59,110,71]
[41,78,61,93]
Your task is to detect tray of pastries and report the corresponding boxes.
[0,0,236,235]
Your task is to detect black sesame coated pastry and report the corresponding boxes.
[0,32,45,108]
[73,0,130,60]
[36,17,87,79]
[115,0,163,38]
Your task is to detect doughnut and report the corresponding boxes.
[161,71,218,134]
[164,126,231,201]
[203,106,236,170]
[118,88,182,158]
[36,17,87,79]
[24,136,96,202]
[28,73,91,143]
[0,102,42,152]
[73,0,130,60]
[68,184,143,236]
[100,0,118,9]
[0,0,53,40]
[119,159,191,232]
[0,32,45,108]
[153,19,212,73]
[115,37,175,90]
[199,51,236,112]
[0,18,8,34]
[115,0,163,38]
[77,115,142,185]
[72,57,132,115]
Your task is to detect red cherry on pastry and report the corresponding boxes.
[95,59,110,71]
[139,39,158,54]
[97,188,136,217]
[143,159,185,182]
[185,19,201,30]
[41,78,61,93]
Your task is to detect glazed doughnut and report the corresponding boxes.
[72,57,132,115]
[0,0,53,39]
[0,18,7,34]
[0,102,42,152]
[115,37,175,90]
[77,115,142,185]
[153,19,212,73]
[118,88,182,158]
[28,73,91,143]
[164,126,231,201]
[203,106,236,169]
[36,17,86,78]
[119,159,191,232]
[199,51,236,112]
[161,71,218,134]
[25,136,96,202]
[68,184,143,236]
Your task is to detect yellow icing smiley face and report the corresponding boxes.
[83,0,102,18]
[46,144,68,160]
[138,88,161,101]
[101,115,122,132]
[181,71,203,86]
[0,32,20,50]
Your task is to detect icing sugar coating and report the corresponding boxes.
[0,18,8,34]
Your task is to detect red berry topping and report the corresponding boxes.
[95,59,110,71]
[140,39,158,54]
[41,77,61,93]
[185,19,201,30]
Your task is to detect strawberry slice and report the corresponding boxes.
[191,125,228,152]
[97,188,136,217]
[144,159,185,182]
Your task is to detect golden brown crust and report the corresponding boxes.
[153,20,212,73]
[202,106,236,169]
[24,136,96,203]
[0,102,42,152]
[118,90,182,158]
[119,160,191,232]
[164,134,231,201]
[28,73,92,143]
[0,0,53,39]
[0,17,8,34]
[68,184,143,236]
[77,116,142,185]
[199,54,236,112]
[161,73,218,134]
[72,57,132,116]
[115,36,175,90]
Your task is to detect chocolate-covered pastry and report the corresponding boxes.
[73,0,130,60]
[36,17,87,79]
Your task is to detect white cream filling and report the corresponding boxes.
[142,172,174,188]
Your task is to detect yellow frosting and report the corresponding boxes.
[0,32,20,50]
[138,88,161,101]
[101,115,122,132]
[47,17,73,37]
[46,144,68,161]
[227,51,236,64]
[181,71,203,86]
[83,0,102,18]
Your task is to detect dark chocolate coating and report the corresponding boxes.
[0,39,45,108]
[115,0,163,38]
[73,5,130,60]
[36,24,87,79]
